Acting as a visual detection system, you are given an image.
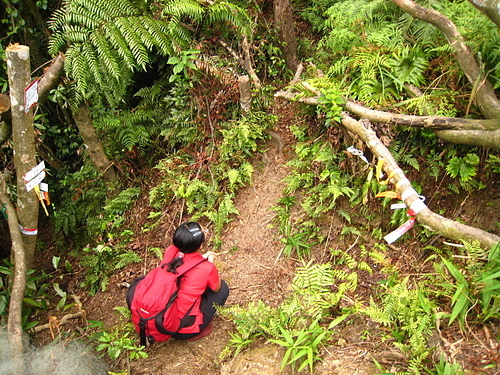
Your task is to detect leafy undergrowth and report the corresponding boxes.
[10,102,500,375]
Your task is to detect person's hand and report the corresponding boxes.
[202,251,217,263]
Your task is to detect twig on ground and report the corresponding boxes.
[30,311,85,333]
[30,295,85,334]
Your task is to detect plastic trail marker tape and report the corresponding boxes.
[19,225,38,236]
[40,182,50,205]
[23,160,49,216]
[347,146,369,164]
[24,78,39,113]
[384,217,416,244]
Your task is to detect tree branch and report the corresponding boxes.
[340,115,499,249]
[218,37,261,88]
[344,101,500,131]
[389,0,500,119]
[37,53,65,103]
[275,87,500,249]
[275,90,500,150]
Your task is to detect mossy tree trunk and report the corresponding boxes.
[274,0,300,73]
[72,101,118,192]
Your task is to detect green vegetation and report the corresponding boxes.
[92,307,148,367]
[1,0,499,374]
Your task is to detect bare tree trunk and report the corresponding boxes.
[7,44,39,269]
[389,0,500,119]
[72,102,117,189]
[0,53,65,148]
[238,75,252,117]
[468,0,500,28]
[274,0,300,73]
[0,172,26,375]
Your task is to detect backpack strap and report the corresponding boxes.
[169,256,208,277]
[138,317,149,347]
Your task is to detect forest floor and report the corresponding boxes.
[32,101,500,375]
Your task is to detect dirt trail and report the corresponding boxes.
[218,141,293,307]
[128,137,294,375]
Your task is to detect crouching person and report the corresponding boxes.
[127,222,229,345]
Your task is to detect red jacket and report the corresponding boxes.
[162,245,220,333]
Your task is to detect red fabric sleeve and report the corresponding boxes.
[206,263,220,291]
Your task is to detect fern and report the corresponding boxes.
[446,153,479,183]
[115,250,142,269]
[388,47,428,91]
[318,0,497,110]
[288,259,360,321]
[161,0,251,42]
[48,0,250,106]
[363,276,436,372]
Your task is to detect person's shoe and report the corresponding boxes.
[187,322,213,342]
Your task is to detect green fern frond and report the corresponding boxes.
[140,17,175,55]
[104,187,140,215]
[48,31,67,55]
[207,2,251,36]
[62,25,90,42]
[89,31,122,80]
[67,45,90,93]
[357,261,373,274]
[80,43,104,88]
[133,80,169,106]
[102,23,137,70]
[162,0,202,18]
[400,154,420,171]
[366,24,403,50]
[397,11,442,47]
[114,17,150,69]
[48,0,181,103]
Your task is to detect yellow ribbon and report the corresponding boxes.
[375,191,400,199]
[34,185,49,216]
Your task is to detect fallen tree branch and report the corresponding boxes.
[275,88,500,249]
[275,90,500,150]
[344,101,500,131]
[276,89,499,130]
[340,115,499,249]
[29,295,85,334]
